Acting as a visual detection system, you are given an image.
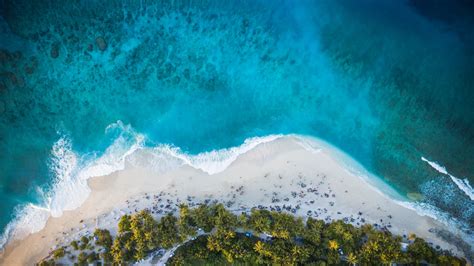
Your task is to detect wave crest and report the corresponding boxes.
[421,157,474,201]
[153,134,283,175]
[0,123,282,248]
[0,121,145,248]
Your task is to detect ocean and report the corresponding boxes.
[0,0,473,247]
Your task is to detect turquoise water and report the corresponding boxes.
[1,0,473,245]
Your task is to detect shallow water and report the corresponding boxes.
[0,0,473,246]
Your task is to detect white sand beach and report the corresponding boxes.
[0,136,467,265]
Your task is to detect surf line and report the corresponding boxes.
[421,157,474,201]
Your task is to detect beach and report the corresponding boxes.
[0,136,467,265]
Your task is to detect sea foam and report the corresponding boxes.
[421,157,474,201]
[151,134,283,175]
[0,122,145,248]
[0,123,282,249]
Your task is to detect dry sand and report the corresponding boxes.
[0,136,467,265]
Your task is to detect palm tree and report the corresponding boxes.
[328,240,339,251]
[254,241,265,253]
[347,252,358,265]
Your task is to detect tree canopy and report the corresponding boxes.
[39,204,467,266]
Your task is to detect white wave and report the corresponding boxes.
[48,122,145,218]
[48,136,90,217]
[0,125,281,248]
[0,121,145,249]
[79,121,145,180]
[0,136,83,249]
[449,178,474,201]
[421,157,474,201]
[421,157,448,175]
[0,203,50,250]
[153,134,283,175]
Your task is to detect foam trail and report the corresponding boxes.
[154,134,283,175]
[0,121,145,249]
[48,136,90,217]
[1,136,84,249]
[79,121,145,181]
[0,204,50,250]
[0,127,280,248]
[421,157,474,201]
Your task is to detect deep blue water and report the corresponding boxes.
[1,0,473,245]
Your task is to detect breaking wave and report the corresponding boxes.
[421,157,474,201]
[0,122,282,248]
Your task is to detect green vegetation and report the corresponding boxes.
[37,258,55,266]
[52,247,65,259]
[70,240,78,250]
[38,204,466,265]
[86,251,99,263]
[77,251,87,265]
[79,236,89,250]
[94,229,113,248]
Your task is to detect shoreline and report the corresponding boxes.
[0,136,470,264]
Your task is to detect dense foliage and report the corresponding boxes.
[38,204,466,265]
